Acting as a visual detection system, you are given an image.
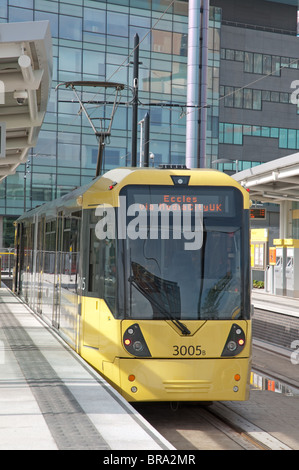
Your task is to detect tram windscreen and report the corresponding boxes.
[119,185,245,320]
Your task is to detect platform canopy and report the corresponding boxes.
[0,21,52,181]
[233,152,299,203]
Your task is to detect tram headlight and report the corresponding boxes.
[132,340,143,352]
[227,341,237,352]
[123,323,151,357]
[221,323,246,357]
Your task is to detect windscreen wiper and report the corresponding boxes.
[129,262,191,335]
[165,315,191,336]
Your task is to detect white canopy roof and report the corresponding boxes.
[0,21,52,181]
[233,152,299,203]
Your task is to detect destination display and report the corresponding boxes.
[122,185,239,217]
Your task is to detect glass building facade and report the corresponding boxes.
[1,0,297,245]
[0,0,222,246]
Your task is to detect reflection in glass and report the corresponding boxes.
[121,186,244,321]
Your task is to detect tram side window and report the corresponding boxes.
[60,213,81,293]
[19,222,28,286]
[88,229,116,314]
[20,222,34,276]
[44,220,56,274]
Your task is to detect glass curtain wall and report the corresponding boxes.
[0,1,221,244]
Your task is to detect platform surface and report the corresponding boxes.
[0,286,173,450]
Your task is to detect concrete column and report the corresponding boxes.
[186,0,201,168]
[279,201,292,239]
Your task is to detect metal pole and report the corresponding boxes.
[95,134,105,177]
[144,112,150,167]
[138,118,144,167]
[131,33,139,167]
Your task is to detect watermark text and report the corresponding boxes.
[95,196,204,250]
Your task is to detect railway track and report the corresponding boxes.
[134,390,292,450]
[134,343,297,450]
[133,401,265,450]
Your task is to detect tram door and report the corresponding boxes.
[53,212,63,329]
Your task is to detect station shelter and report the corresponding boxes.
[233,152,299,298]
[0,20,52,244]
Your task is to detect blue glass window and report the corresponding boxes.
[244,89,252,109]
[261,127,270,137]
[35,11,58,38]
[107,12,128,37]
[9,6,33,22]
[224,123,233,144]
[130,14,150,28]
[263,55,272,75]
[59,15,82,41]
[84,8,106,34]
[10,0,33,7]
[224,86,234,107]
[253,90,261,110]
[279,129,288,148]
[233,125,243,145]
[234,88,243,108]
[270,128,279,138]
[243,125,252,136]
[272,56,281,76]
[252,125,260,137]
[288,129,296,149]
[83,50,105,77]
[59,47,82,73]
[219,123,224,143]
[0,3,7,18]
[244,52,253,73]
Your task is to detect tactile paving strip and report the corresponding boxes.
[0,301,109,450]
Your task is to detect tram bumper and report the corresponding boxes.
[118,357,251,402]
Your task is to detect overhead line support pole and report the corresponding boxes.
[131,33,139,168]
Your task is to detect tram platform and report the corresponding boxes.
[0,286,174,450]
[252,289,299,318]
[252,288,299,354]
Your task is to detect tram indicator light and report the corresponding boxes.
[108,181,117,190]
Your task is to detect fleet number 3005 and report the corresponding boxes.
[172,345,206,356]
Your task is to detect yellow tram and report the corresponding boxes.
[14,166,252,402]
